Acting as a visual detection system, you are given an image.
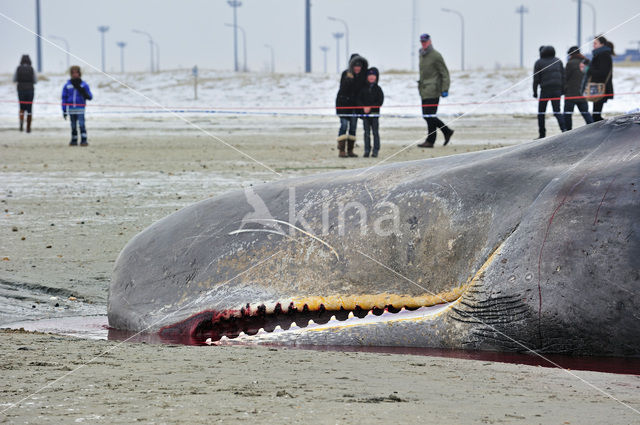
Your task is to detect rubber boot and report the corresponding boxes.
[337,135,347,158]
[19,111,24,132]
[347,136,358,157]
[26,114,32,133]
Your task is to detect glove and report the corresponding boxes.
[441,91,448,98]
[78,87,90,100]
[533,92,538,99]
[63,112,67,120]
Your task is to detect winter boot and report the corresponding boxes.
[19,111,24,132]
[417,137,434,148]
[536,129,546,140]
[26,114,32,133]
[443,128,454,146]
[337,135,348,158]
[347,136,358,157]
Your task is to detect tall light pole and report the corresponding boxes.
[305,0,311,72]
[227,0,242,72]
[515,5,528,68]
[225,23,247,72]
[264,44,274,73]
[116,42,126,73]
[576,0,596,40]
[411,0,419,71]
[328,17,349,65]
[132,29,154,73]
[49,35,70,70]
[35,0,42,72]
[319,45,329,73]
[576,0,582,47]
[332,32,344,74]
[97,26,109,72]
[153,41,160,72]
[442,8,465,71]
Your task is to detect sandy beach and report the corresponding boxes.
[2,112,639,423]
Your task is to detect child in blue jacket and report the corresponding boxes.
[61,65,93,146]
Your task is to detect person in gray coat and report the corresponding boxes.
[533,45,566,139]
[563,46,593,130]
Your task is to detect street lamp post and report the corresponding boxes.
[116,42,126,73]
[332,32,344,74]
[132,29,154,73]
[576,0,582,47]
[305,0,311,73]
[35,0,42,72]
[49,35,70,70]
[225,23,247,72]
[264,44,274,73]
[328,17,349,65]
[97,25,109,72]
[411,0,418,71]
[515,5,528,68]
[576,0,596,40]
[442,8,465,71]
[154,41,160,72]
[227,0,242,72]
[319,46,329,73]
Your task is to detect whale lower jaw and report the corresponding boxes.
[157,288,466,344]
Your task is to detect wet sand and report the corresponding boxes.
[3,114,639,423]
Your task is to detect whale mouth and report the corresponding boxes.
[158,287,466,344]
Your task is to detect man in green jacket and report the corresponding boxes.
[417,33,454,148]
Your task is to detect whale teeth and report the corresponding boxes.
[220,335,229,341]
[400,307,406,312]
[347,311,355,319]
[238,331,247,338]
[367,310,375,316]
[274,325,283,332]
[307,319,315,326]
[257,328,266,335]
[205,337,213,345]
[329,315,338,323]
[263,301,277,314]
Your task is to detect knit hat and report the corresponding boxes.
[420,33,430,42]
[367,67,379,78]
[567,46,580,55]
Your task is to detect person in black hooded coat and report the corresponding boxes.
[563,46,593,130]
[357,67,384,157]
[13,54,37,133]
[533,45,566,139]
[335,53,368,157]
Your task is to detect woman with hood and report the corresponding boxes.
[563,46,593,130]
[533,45,566,139]
[13,55,37,133]
[335,53,368,157]
[582,35,615,121]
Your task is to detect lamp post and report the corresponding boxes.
[332,32,344,74]
[319,45,329,73]
[154,41,160,72]
[575,0,596,40]
[411,0,418,71]
[227,0,242,72]
[132,29,154,73]
[264,44,274,73]
[225,23,247,72]
[116,42,126,73]
[576,0,582,47]
[442,8,465,71]
[97,25,109,72]
[328,16,349,65]
[35,0,42,72]
[305,0,311,72]
[515,5,528,68]
[49,35,70,70]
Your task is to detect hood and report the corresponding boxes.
[367,67,379,83]
[348,53,368,74]
[540,45,556,58]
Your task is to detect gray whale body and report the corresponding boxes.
[109,114,640,356]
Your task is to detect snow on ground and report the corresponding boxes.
[1,66,638,123]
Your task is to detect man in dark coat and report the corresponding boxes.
[563,46,593,130]
[357,67,384,157]
[533,45,566,139]
[13,54,37,133]
[335,53,368,157]
[583,36,615,122]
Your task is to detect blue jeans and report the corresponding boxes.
[362,117,380,154]
[338,115,357,137]
[69,108,87,142]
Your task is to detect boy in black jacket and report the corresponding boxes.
[357,67,384,157]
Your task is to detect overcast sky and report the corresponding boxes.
[1,0,639,74]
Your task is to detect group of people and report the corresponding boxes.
[13,56,93,146]
[333,33,454,158]
[533,35,615,139]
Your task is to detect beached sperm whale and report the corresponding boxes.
[109,113,640,356]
